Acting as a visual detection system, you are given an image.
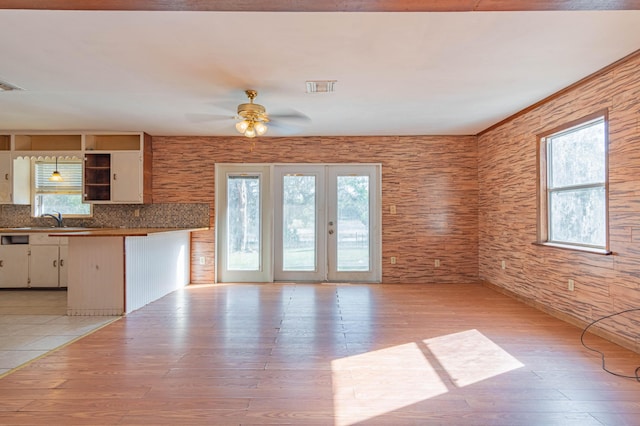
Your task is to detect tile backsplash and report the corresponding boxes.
[0,203,209,229]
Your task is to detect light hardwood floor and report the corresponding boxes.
[0,283,639,425]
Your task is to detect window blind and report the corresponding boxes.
[35,161,83,192]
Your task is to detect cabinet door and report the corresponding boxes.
[0,152,12,203]
[84,153,112,202]
[59,244,68,287]
[29,245,60,288]
[0,245,30,287]
[111,152,142,203]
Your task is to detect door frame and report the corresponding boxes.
[215,164,272,283]
[273,165,326,282]
[215,163,381,283]
[326,164,381,283]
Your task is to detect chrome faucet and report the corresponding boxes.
[42,212,63,227]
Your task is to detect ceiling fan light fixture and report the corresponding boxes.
[244,125,256,138]
[254,121,267,136]
[236,89,269,138]
[236,120,249,133]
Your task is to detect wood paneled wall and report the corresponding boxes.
[151,135,478,284]
[478,52,640,352]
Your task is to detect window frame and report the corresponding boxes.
[536,110,611,255]
[31,158,93,218]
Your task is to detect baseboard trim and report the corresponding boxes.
[481,280,639,355]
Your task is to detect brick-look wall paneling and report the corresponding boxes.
[478,52,640,352]
[152,135,479,284]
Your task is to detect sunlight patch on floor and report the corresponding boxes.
[332,342,448,426]
[332,330,524,425]
[424,329,524,388]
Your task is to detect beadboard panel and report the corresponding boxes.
[478,51,640,351]
[125,231,190,313]
[152,135,478,284]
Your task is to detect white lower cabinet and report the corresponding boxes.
[0,234,68,288]
[29,245,61,287]
[59,244,68,287]
[0,244,30,287]
[28,234,68,288]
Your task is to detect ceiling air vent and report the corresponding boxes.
[0,79,23,92]
[306,80,336,94]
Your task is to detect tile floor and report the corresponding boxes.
[0,290,117,376]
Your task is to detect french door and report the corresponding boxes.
[216,164,380,283]
[216,165,272,283]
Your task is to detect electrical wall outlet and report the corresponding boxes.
[390,256,397,264]
[435,259,440,267]
[568,279,575,291]
[390,205,397,215]
[134,208,140,217]
[199,256,206,265]
[501,260,506,270]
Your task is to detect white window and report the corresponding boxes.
[33,159,92,218]
[539,114,608,251]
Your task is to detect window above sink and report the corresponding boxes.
[32,159,92,218]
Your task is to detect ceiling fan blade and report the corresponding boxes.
[268,120,307,136]
[185,113,235,123]
[268,109,311,124]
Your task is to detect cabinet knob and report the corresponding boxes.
[113,173,117,181]
[60,259,64,267]
[4,173,8,180]
[53,260,57,268]
[0,260,3,267]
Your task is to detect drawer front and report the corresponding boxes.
[29,234,60,245]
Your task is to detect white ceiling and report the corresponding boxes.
[1,10,639,137]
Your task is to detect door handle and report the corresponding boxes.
[328,229,334,235]
[328,221,334,226]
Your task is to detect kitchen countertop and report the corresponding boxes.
[0,227,208,236]
[49,227,208,237]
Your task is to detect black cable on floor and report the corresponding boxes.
[580,307,640,382]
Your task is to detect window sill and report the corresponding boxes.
[532,241,612,255]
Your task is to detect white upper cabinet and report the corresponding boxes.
[0,151,11,203]
[83,133,151,204]
[0,132,151,205]
[111,152,143,203]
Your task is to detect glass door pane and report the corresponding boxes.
[282,174,317,271]
[274,166,325,282]
[216,164,271,283]
[328,165,380,282]
[227,175,261,271]
[336,175,370,271]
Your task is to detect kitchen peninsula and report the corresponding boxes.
[51,227,205,316]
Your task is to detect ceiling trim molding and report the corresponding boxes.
[478,48,640,136]
[2,0,640,12]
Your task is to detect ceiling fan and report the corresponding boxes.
[187,89,310,137]
[215,89,311,137]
